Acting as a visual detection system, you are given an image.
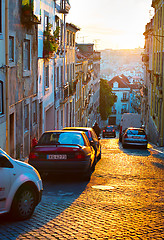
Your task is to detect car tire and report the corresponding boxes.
[10,185,37,220]
[98,151,101,160]
[84,164,92,181]
[122,143,127,148]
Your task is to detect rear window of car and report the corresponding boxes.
[127,129,145,135]
[106,126,114,130]
[38,132,85,146]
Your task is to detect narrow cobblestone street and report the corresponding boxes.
[0,138,164,239]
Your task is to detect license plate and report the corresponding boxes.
[47,154,67,160]
[132,136,140,139]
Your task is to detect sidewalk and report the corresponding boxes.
[149,142,164,155]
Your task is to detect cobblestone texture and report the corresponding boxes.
[0,139,164,239]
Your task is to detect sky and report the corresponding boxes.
[66,0,154,50]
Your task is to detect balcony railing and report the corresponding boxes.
[111,109,116,114]
[58,0,71,14]
[121,98,129,102]
[121,109,128,114]
[60,84,69,104]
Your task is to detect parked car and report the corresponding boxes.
[0,148,43,220]
[63,127,101,161]
[122,127,148,148]
[102,125,116,138]
[29,130,95,179]
[119,113,142,142]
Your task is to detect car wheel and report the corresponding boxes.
[98,151,101,160]
[122,143,127,148]
[10,185,37,220]
[84,165,92,181]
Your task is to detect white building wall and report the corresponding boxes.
[0,0,6,150]
[37,0,56,133]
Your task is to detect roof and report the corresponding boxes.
[108,75,130,88]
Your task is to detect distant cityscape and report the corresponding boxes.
[100,48,144,85]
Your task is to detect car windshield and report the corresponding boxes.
[127,129,145,135]
[38,132,85,146]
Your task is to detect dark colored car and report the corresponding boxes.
[122,127,148,148]
[102,126,116,138]
[63,127,101,162]
[29,130,95,179]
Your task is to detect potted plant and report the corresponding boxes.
[22,3,32,16]
[43,24,60,58]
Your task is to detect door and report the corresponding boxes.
[0,155,12,212]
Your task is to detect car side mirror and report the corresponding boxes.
[90,140,94,145]
[98,137,101,140]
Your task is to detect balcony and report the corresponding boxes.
[121,98,129,102]
[142,54,149,63]
[69,79,78,96]
[121,109,128,114]
[152,0,160,8]
[111,109,116,114]
[58,0,71,14]
[21,3,41,25]
[60,84,69,104]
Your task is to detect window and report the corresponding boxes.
[0,0,2,33]
[56,67,59,88]
[24,104,29,131]
[32,100,37,125]
[123,92,127,99]
[70,32,72,46]
[9,36,14,62]
[67,30,69,46]
[113,82,118,88]
[67,64,69,82]
[45,65,49,89]
[0,81,3,115]
[73,34,75,47]
[44,15,49,30]
[23,39,30,71]
[61,66,63,85]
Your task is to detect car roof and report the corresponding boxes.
[126,127,144,130]
[43,130,85,134]
[63,127,93,131]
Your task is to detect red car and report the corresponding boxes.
[29,130,95,179]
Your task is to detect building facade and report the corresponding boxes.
[0,0,6,150]
[142,0,164,146]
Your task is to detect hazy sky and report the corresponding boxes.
[66,0,154,50]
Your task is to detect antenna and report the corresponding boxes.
[93,39,100,50]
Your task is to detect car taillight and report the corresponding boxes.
[103,130,105,132]
[124,133,128,138]
[144,135,147,139]
[112,130,115,132]
[120,126,122,134]
[29,152,39,159]
[75,151,85,160]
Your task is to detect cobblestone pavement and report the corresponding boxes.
[0,139,164,239]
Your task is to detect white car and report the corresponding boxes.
[0,148,43,220]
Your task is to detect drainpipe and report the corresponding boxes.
[5,0,9,153]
